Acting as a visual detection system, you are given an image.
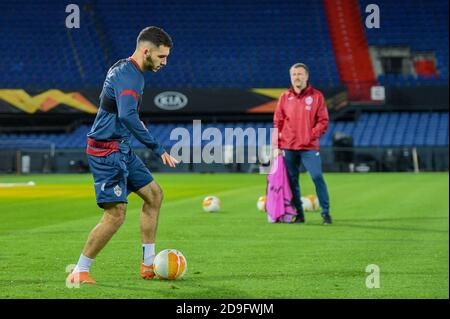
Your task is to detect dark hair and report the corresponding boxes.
[291,62,310,75]
[137,26,173,48]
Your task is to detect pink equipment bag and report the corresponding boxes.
[265,155,298,223]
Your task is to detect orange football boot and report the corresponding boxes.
[140,263,155,279]
[66,271,96,285]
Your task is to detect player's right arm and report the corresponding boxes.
[273,93,286,133]
[272,93,286,156]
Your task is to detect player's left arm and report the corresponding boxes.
[311,93,329,140]
[114,75,170,155]
[117,92,164,155]
[117,93,178,167]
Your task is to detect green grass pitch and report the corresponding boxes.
[0,172,448,298]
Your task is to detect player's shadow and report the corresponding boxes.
[0,278,246,299]
[97,279,250,298]
[0,279,57,285]
[340,216,447,223]
[200,210,231,215]
[331,217,448,234]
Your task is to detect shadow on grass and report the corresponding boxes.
[339,217,448,223]
[94,278,251,299]
[278,215,448,233]
[0,278,251,299]
[330,218,448,234]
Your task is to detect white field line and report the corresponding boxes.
[0,181,36,187]
[1,184,265,236]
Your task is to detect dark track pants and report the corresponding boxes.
[284,149,330,217]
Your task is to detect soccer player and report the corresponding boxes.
[66,26,178,285]
[273,63,332,225]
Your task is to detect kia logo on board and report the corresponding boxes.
[154,91,188,110]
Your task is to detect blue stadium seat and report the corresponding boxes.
[0,114,447,149]
[360,0,448,86]
[0,0,340,89]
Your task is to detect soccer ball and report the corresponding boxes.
[257,196,266,212]
[306,194,320,211]
[153,249,187,280]
[301,196,313,212]
[202,196,221,212]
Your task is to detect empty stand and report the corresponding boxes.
[0,1,447,89]
[0,112,447,148]
[359,0,449,86]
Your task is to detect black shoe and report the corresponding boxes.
[290,214,305,223]
[322,215,332,225]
